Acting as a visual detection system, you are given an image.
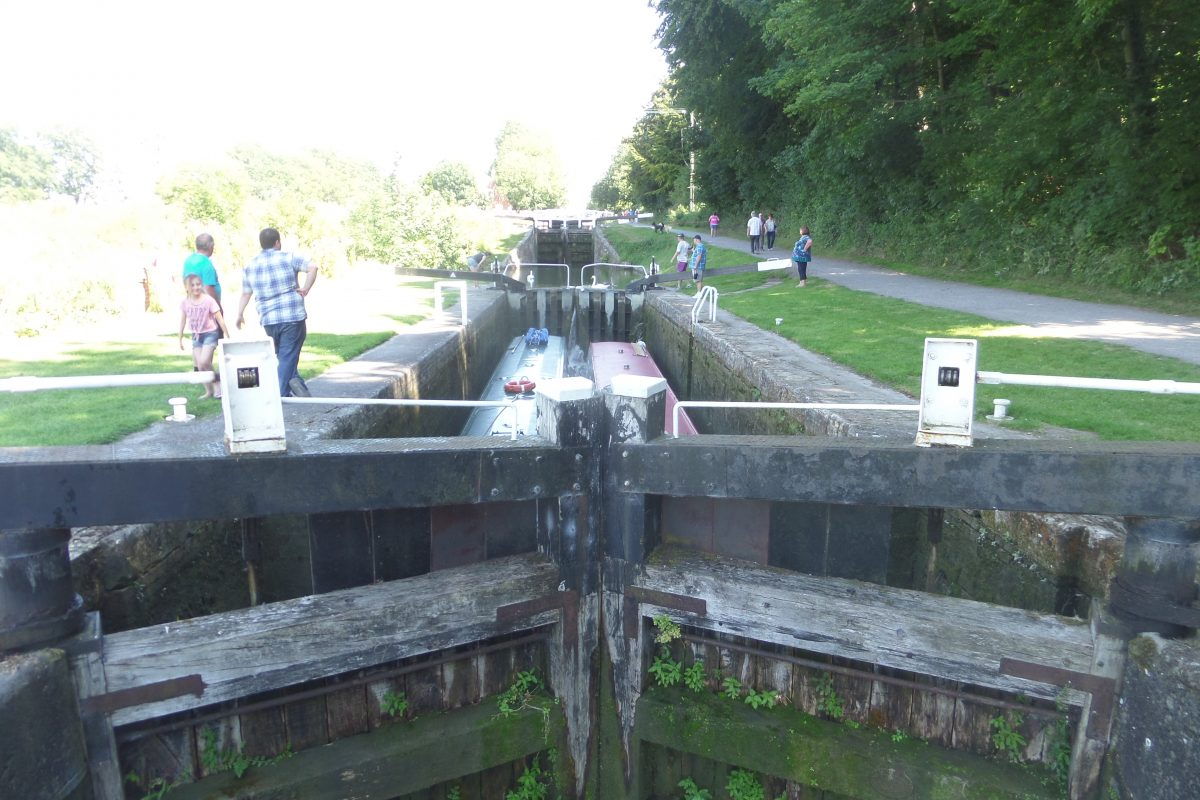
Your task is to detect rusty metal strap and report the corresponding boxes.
[81,674,206,715]
[999,658,1116,741]
[624,587,707,639]
[496,590,579,644]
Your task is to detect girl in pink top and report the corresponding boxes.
[708,213,720,236]
[179,273,231,398]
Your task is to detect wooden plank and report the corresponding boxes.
[325,683,369,740]
[443,656,480,710]
[103,553,560,726]
[830,656,872,725]
[637,546,1094,701]
[284,695,328,752]
[910,678,958,747]
[118,728,194,792]
[407,664,445,716]
[867,665,914,733]
[167,700,563,800]
[66,613,124,799]
[952,695,997,757]
[240,705,288,759]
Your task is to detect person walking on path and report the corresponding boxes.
[179,273,231,399]
[673,233,691,274]
[764,214,777,250]
[182,233,222,309]
[688,234,708,291]
[236,227,319,398]
[747,211,763,253]
[708,213,720,236]
[791,226,813,287]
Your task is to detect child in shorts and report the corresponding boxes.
[179,273,231,398]
[673,233,691,273]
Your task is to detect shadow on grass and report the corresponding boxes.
[387,314,427,326]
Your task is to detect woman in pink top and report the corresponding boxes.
[708,213,720,236]
[179,273,232,398]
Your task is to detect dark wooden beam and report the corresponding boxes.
[0,439,586,529]
[101,554,561,726]
[637,688,1059,799]
[618,436,1200,517]
[636,546,1095,702]
[167,697,563,800]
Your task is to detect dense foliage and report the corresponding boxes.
[0,128,98,203]
[490,121,567,210]
[421,160,484,207]
[604,0,1200,294]
[156,147,470,273]
[590,87,693,212]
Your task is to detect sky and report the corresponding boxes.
[0,0,668,205]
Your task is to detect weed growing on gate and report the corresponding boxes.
[497,670,544,717]
[505,754,551,800]
[990,711,1028,762]
[682,661,707,692]
[678,777,713,799]
[814,673,845,720]
[1047,692,1074,786]
[380,689,408,718]
[649,614,685,688]
[725,768,768,800]
[198,727,293,779]
[743,687,780,710]
[125,770,191,800]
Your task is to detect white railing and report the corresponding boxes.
[579,263,649,286]
[281,397,522,440]
[0,371,216,392]
[434,280,469,326]
[977,372,1200,395]
[672,400,921,438]
[690,286,719,325]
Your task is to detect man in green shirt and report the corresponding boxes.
[182,233,222,309]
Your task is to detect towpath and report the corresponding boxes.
[651,223,1200,367]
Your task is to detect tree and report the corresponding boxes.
[421,161,482,207]
[44,130,99,203]
[0,128,52,202]
[157,165,247,225]
[590,143,634,210]
[489,121,567,210]
[348,177,469,270]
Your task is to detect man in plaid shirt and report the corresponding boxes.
[236,227,319,397]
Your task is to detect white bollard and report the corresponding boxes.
[165,396,194,422]
[986,398,1013,422]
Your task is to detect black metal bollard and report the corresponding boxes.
[0,528,84,653]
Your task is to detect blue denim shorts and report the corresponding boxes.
[191,329,219,348]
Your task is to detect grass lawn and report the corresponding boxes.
[601,224,779,295]
[0,270,435,446]
[721,281,1200,442]
[605,224,1200,441]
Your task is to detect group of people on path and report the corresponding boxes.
[745,211,778,253]
[177,227,318,400]
[722,210,815,287]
